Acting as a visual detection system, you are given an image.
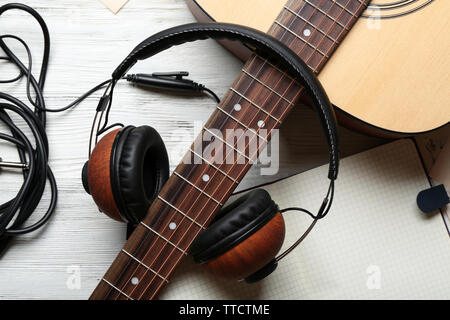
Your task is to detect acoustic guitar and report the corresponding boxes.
[90,0,373,300]
[187,0,450,135]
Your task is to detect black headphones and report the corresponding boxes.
[82,23,339,282]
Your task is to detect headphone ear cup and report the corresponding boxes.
[190,189,285,281]
[111,125,170,224]
[87,128,125,222]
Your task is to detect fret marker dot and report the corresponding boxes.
[234,104,242,111]
[202,174,210,182]
[169,222,177,230]
[131,277,139,285]
[257,120,265,128]
[303,28,311,37]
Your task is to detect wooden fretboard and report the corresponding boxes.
[90,0,370,300]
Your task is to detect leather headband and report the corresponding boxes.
[112,23,339,180]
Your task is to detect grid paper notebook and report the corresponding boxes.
[159,139,450,299]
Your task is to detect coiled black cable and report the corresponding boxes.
[0,3,220,254]
[0,3,111,254]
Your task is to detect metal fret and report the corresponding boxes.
[302,0,350,31]
[157,195,207,229]
[282,5,339,43]
[121,249,169,283]
[214,106,268,143]
[140,221,188,255]
[333,0,358,18]
[173,171,223,206]
[251,57,297,82]
[230,87,282,122]
[239,70,293,105]
[203,127,252,163]
[189,148,239,184]
[274,20,330,58]
[102,278,134,300]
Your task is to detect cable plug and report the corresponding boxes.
[0,157,29,170]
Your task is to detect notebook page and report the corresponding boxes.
[159,139,450,299]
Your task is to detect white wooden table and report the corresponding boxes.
[0,0,386,299]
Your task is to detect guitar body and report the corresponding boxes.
[187,0,450,135]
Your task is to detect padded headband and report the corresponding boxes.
[112,23,339,180]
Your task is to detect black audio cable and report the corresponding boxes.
[0,3,114,254]
[0,3,219,254]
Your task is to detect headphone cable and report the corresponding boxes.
[276,180,334,262]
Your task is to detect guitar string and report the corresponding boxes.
[304,0,365,81]
[117,0,356,300]
[108,0,361,300]
[111,0,325,300]
[134,0,355,300]
[145,0,365,300]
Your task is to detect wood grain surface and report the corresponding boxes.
[0,0,386,299]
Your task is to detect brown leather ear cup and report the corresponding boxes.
[87,129,123,222]
[190,189,285,280]
[86,126,170,224]
[110,125,170,224]
[202,213,285,281]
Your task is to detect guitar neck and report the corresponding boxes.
[90,0,370,300]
